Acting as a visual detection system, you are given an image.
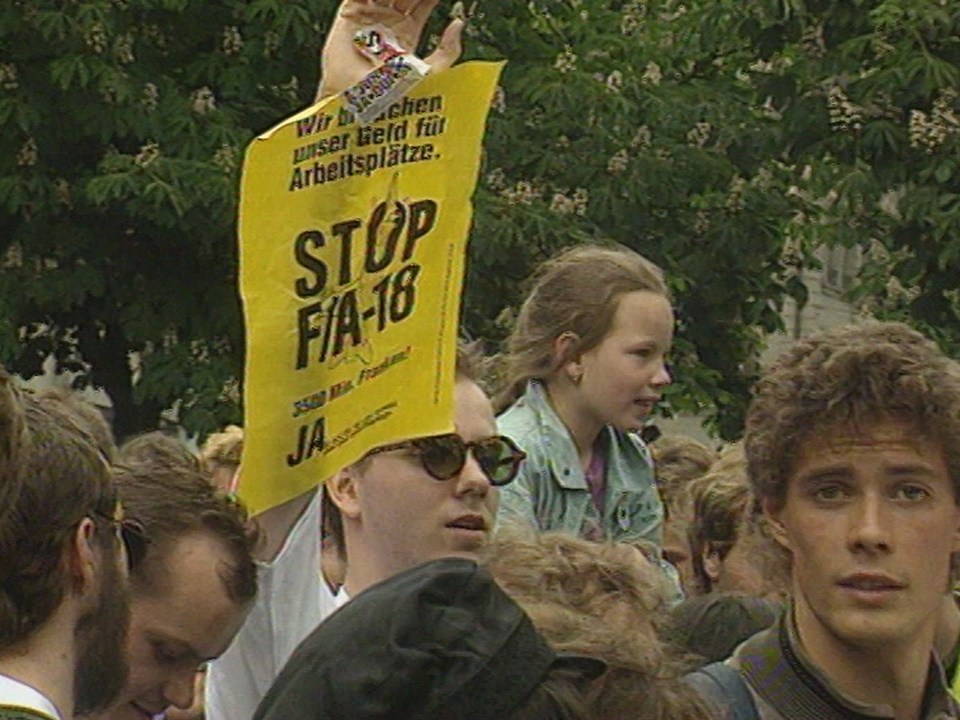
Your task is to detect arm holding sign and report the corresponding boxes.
[252,0,462,563]
[205,487,340,720]
[253,0,464,561]
[315,0,464,101]
[253,484,318,562]
[206,4,464,719]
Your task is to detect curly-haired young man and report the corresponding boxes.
[691,322,960,720]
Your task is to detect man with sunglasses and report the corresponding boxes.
[324,347,525,599]
[205,345,525,720]
[0,369,133,720]
[205,1,477,715]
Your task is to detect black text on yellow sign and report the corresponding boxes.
[293,197,437,372]
[239,62,504,516]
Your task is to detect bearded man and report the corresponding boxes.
[0,369,134,720]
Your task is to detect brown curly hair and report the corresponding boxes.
[650,434,717,510]
[685,445,790,597]
[745,321,960,505]
[687,445,751,593]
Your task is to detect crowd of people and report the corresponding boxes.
[4,1,960,720]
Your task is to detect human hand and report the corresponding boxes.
[316,0,464,102]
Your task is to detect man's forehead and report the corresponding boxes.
[453,378,496,439]
[789,418,945,477]
[801,414,927,447]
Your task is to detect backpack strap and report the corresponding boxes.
[685,662,760,720]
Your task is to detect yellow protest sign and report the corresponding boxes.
[239,61,503,515]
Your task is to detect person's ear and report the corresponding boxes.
[554,332,583,384]
[702,542,723,584]
[67,517,99,595]
[761,497,790,550]
[327,466,362,521]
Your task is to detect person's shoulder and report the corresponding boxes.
[496,396,542,443]
[685,662,761,720]
[726,620,780,665]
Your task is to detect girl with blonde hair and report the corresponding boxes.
[496,244,673,551]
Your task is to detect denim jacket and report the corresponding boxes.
[496,381,664,546]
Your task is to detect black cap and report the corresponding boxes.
[252,558,559,720]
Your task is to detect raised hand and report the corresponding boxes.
[316,0,464,101]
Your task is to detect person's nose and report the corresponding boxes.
[651,359,672,388]
[162,668,198,711]
[847,493,891,553]
[454,450,491,498]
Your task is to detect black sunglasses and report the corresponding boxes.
[93,509,151,571]
[367,433,526,486]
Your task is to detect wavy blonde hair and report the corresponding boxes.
[523,604,719,720]
[485,527,718,719]
[484,526,671,636]
[200,424,244,471]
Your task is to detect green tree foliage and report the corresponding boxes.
[687,0,960,356]
[2,0,957,439]
[460,0,817,437]
[459,0,960,437]
[0,0,329,437]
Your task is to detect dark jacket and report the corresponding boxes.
[721,612,959,720]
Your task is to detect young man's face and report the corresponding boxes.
[766,418,960,650]
[103,533,250,720]
[350,378,500,579]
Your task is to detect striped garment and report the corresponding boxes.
[0,707,57,720]
[724,612,960,720]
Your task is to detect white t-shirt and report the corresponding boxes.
[0,673,61,719]
[204,490,344,720]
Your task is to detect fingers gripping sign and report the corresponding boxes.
[239,31,502,514]
[316,0,464,102]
